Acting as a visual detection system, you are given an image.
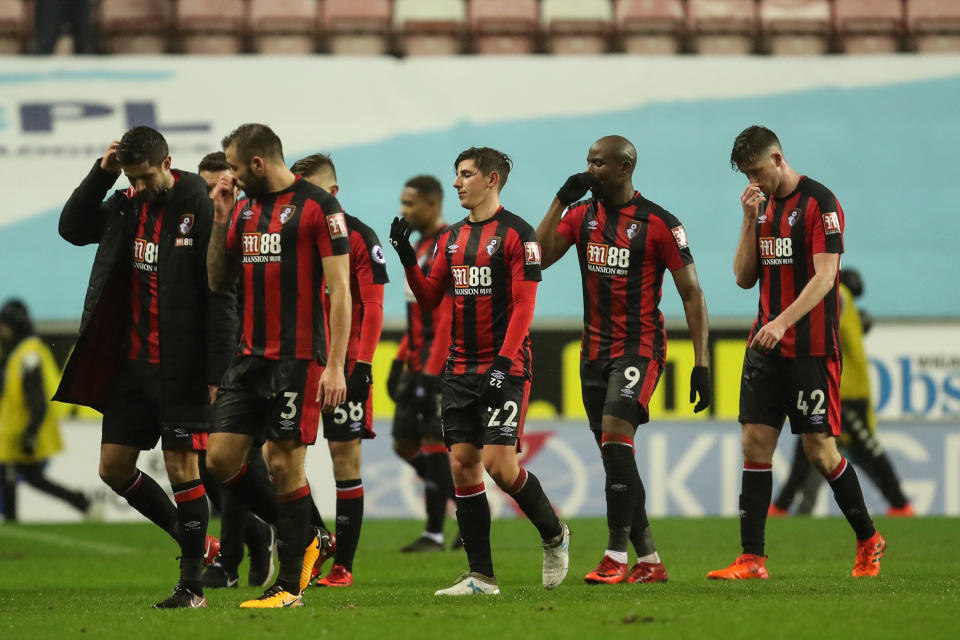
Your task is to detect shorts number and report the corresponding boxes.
[280,392,298,419]
[796,389,826,416]
[624,366,642,389]
[488,400,519,428]
[334,401,365,425]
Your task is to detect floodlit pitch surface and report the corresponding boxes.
[0,517,956,639]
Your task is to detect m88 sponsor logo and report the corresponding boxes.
[452,265,493,295]
[132,238,158,272]
[586,242,630,276]
[759,236,793,266]
[242,232,282,263]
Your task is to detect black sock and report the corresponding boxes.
[601,437,638,553]
[116,470,179,542]
[740,463,772,556]
[218,480,250,571]
[309,496,327,531]
[826,458,876,540]
[222,461,277,526]
[422,449,454,535]
[275,486,314,594]
[507,468,561,541]
[172,480,208,594]
[455,483,493,577]
[334,479,364,572]
[628,475,657,558]
[400,450,429,478]
[197,451,221,515]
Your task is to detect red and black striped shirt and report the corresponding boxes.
[127,174,183,363]
[398,230,452,376]
[557,192,693,362]
[226,177,350,362]
[421,208,541,376]
[749,176,845,359]
[323,214,389,366]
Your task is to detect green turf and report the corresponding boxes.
[0,516,957,639]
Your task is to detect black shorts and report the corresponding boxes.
[738,348,841,436]
[391,372,443,443]
[322,393,375,442]
[212,356,323,445]
[101,361,208,452]
[440,372,530,449]
[580,356,663,433]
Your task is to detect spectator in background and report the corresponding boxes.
[769,268,914,517]
[0,299,91,521]
[35,0,94,55]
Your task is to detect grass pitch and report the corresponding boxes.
[0,516,957,640]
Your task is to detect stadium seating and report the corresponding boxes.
[248,0,318,54]
[323,0,393,55]
[541,0,614,54]
[687,0,758,54]
[395,0,466,56]
[0,0,28,54]
[98,0,173,54]
[176,0,247,54]
[467,0,539,55]
[834,0,904,54]
[907,0,960,52]
[759,0,832,55]
[614,0,686,54]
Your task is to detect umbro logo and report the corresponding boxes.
[447,244,460,253]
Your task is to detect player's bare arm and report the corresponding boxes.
[750,252,840,353]
[733,183,764,289]
[318,252,351,411]
[536,198,571,270]
[207,174,241,293]
[672,263,711,411]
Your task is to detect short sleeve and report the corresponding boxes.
[311,193,350,258]
[653,213,694,272]
[352,230,390,286]
[809,194,844,255]
[556,202,586,246]
[508,224,542,283]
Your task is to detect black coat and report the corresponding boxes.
[54,161,237,428]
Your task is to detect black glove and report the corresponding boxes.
[21,430,38,457]
[386,358,405,402]
[388,216,417,268]
[347,361,372,403]
[690,365,711,413]
[412,373,439,417]
[556,172,597,205]
[479,355,513,408]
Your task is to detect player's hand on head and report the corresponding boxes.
[211,175,238,223]
[741,183,766,221]
[388,217,417,267]
[479,355,512,409]
[318,366,347,413]
[557,172,596,206]
[689,366,711,413]
[346,362,372,403]
[100,140,122,173]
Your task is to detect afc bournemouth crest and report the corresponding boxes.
[626,222,639,239]
[278,204,297,224]
[178,213,195,235]
[787,209,800,227]
[485,236,502,256]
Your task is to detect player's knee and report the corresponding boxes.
[98,460,135,490]
[393,439,418,459]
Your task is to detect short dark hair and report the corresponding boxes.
[730,125,782,171]
[454,147,512,191]
[221,123,284,163]
[291,153,336,180]
[198,151,229,173]
[405,175,443,202]
[116,126,168,167]
[0,298,33,338]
